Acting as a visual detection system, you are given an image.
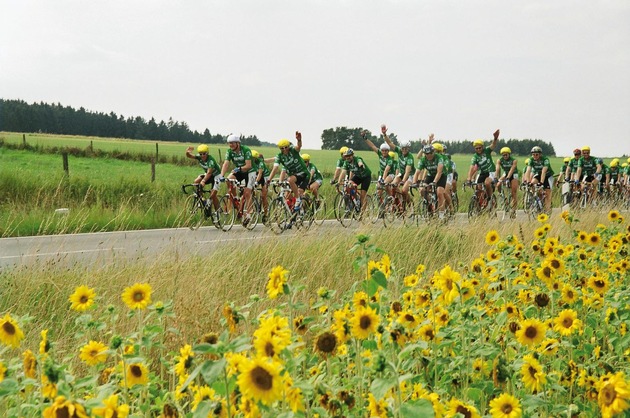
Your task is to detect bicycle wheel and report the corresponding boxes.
[268,199,291,234]
[243,198,260,230]
[402,199,416,227]
[451,192,459,213]
[336,194,354,228]
[333,192,344,221]
[216,195,236,231]
[183,194,205,230]
[417,199,430,223]
[487,194,498,218]
[297,196,315,231]
[313,197,327,226]
[467,197,480,220]
[382,196,397,227]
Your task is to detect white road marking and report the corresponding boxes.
[0,247,126,260]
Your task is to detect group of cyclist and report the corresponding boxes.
[186,127,630,226]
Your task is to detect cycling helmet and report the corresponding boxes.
[388,151,397,159]
[277,138,291,148]
[573,148,581,155]
[442,144,448,151]
[531,146,542,154]
[500,147,511,155]
[525,158,530,165]
[610,158,619,167]
[301,153,310,161]
[423,145,434,154]
[227,134,240,143]
[401,141,411,149]
[623,163,628,168]
[197,144,209,154]
[563,157,570,163]
[343,148,354,156]
[627,157,630,164]
[251,150,260,159]
[581,146,590,152]
[339,146,349,155]
[379,143,390,151]
[432,143,444,152]
[473,139,484,147]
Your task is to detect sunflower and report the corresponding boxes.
[598,372,630,417]
[68,285,96,312]
[223,304,239,334]
[447,398,481,418]
[487,249,500,261]
[266,265,289,299]
[0,361,6,383]
[433,265,461,304]
[92,394,130,418]
[486,230,500,245]
[418,324,436,342]
[350,306,380,340]
[237,357,283,406]
[521,354,547,393]
[0,313,25,348]
[379,254,392,278]
[403,274,419,287]
[123,362,149,387]
[538,338,559,356]
[608,210,622,222]
[79,341,108,366]
[534,227,546,239]
[416,264,426,274]
[470,257,486,274]
[472,358,490,378]
[544,256,565,273]
[588,274,610,295]
[23,349,37,379]
[121,282,152,310]
[588,232,602,246]
[577,230,588,243]
[352,291,369,309]
[253,332,284,360]
[561,285,579,304]
[489,393,522,418]
[368,393,389,418]
[554,309,582,336]
[191,385,216,412]
[515,318,546,347]
[174,344,194,378]
[398,311,420,329]
[314,331,338,356]
[43,396,88,418]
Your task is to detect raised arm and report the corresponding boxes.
[489,129,500,151]
[361,130,379,152]
[382,124,395,149]
[295,131,302,152]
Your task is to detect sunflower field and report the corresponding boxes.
[1,210,629,417]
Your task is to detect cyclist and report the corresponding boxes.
[432,143,454,213]
[267,132,309,211]
[219,134,255,223]
[339,148,372,212]
[523,146,554,213]
[444,148,459,198]
[185,144,221,217]
[574,146,603,203]
[302,153,323,199]
[362,130,394,198]
[606,158,621,188]
[382,124,415,203]
[564,149,582,181]
[413,144,447,219]
[465,129,500,200]
[252,150,271,222]
[330,146,349,185]
[494,146,519,217]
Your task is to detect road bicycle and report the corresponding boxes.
[521,182,545,220]
[304,189,327,226]
[465,181,497,220]
[334,180,376,228]
[180,183,217,230]
[375,182,416,227]
[267,180,315,234]
[216,178,261,231]
[496,178,516,220]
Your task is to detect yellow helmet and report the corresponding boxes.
[339,146,349,155]
[525,158,530,165]
[581,146,590,152]
[627,157,630,164]
[432,143,444,152]
[473,140,484,147]
[388,151,397,159]
[277,139,291,148]
[610,158,619,167]
[197,144,209,153]
[301,153,310,161]
[251,150,260,159]
[500,147,511,155]
[622,163,628,168]
[563,157,570,163]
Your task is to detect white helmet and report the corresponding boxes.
[379,143,390,151]
[227,134,240,143]
[401,141,411,148]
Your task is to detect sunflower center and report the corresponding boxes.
[79,295,89,303]
[528,365,537,378]
[456,405,472,418]
[562,317,573,328]
[359,315,372,330]
[316,332,337,353]
[600,384,616,405]
[525,326,538,339]
[264,342,275,357]
[2,321,16,335]
[130,364,142,377]
[551,260,560,269]
[594,280,605,288]
[57,406,71,418]
[251,366,273,391]
[501,403,513,413]
[133,292,145,302]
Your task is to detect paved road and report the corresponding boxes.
[0,207,555,270]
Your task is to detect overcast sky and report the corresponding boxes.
[2,0,629,157]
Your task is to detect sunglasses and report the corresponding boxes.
[475,147,483,150]
[574,153,581,156]
[280,146,289,150]
[199,152,208,155]
[532,152,541,155]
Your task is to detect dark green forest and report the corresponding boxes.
[0,99,264,146]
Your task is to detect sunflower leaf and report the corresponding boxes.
[0,379,19,397]
[370,376,397,401]
[200,358,227,386]
[370,270,388,289]
[400,399,435,417]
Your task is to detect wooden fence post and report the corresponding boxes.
[155,143,159,161]
[62,152,69,176]
[90,140,93,153]
[22,134,26,146]
[151,158,156,182]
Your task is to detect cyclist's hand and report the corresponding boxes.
[200,180,206,187]
[219,176,226,182]
[330,179,337,185]
[430,182,436,187]
[564,177,570,183]
[232,167,241,174]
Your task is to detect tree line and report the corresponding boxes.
[321,126,556,156]
[0,99,267,146]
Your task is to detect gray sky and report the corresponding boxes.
[2,0,629,157]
